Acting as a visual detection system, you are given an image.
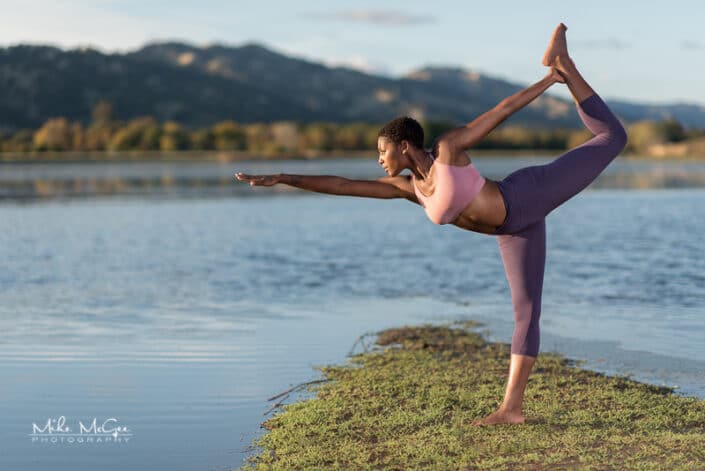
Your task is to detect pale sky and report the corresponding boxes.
[2,0,705,105]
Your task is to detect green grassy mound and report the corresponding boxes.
[240,322,705,470]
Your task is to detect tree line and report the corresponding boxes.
[1,100,703,157]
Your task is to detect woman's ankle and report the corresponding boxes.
[554,55,576,77]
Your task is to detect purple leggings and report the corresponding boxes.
[492,93,627,357]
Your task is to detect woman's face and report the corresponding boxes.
[377,136,406,176]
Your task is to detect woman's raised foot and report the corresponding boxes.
[542,22,569,67]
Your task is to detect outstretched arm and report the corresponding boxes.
[235,172,417,201]
[441,68,564,151]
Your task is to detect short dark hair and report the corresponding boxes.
[378,116,424,150]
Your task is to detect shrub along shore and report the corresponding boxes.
[3,100,705,159]
[240,321,705,470]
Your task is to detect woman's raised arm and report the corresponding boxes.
[440,68,564,151]
[235,172,418,201]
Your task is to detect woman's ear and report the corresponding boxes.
[400,140,409,155]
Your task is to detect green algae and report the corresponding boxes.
[240,321,705,470]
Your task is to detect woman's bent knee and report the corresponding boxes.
[607,124,628,153]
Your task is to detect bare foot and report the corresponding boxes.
[471,408,525,426]
[542,22,569,67]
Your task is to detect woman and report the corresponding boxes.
[235,23,627,426]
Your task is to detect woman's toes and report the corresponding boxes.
[542,23,569,66]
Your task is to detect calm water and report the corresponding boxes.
[1,157,704,470]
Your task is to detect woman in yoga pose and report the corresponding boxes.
[235,23,627,426]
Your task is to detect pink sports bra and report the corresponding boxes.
[411,154,486,225]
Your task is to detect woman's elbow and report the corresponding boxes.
[432,137,461,155]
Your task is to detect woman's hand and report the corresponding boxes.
[546,66,566,84]
[235,172,281,186]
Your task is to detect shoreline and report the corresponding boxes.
[2,155,705,200]
[240,321,705,470]
[2,149,705,163]
[0,149,557,164]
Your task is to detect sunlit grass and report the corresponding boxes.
[240,321,705,470]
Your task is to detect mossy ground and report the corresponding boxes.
[239,321,705,470]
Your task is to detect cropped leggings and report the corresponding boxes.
[493,93,627,357]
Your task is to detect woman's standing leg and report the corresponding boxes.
[499,219,546,358]
[472,219,546,426]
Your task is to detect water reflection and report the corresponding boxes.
[2,156,705,199]
[2,159,705,470]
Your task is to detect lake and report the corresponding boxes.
[1,156,704,470]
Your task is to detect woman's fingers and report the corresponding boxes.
[546,67,565,84]
[235,172,257,182]
[234,172,276,186]
[235,172,254,184]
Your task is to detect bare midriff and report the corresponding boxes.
[449,178,507,234]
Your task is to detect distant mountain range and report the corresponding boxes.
[1,41,705,132]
